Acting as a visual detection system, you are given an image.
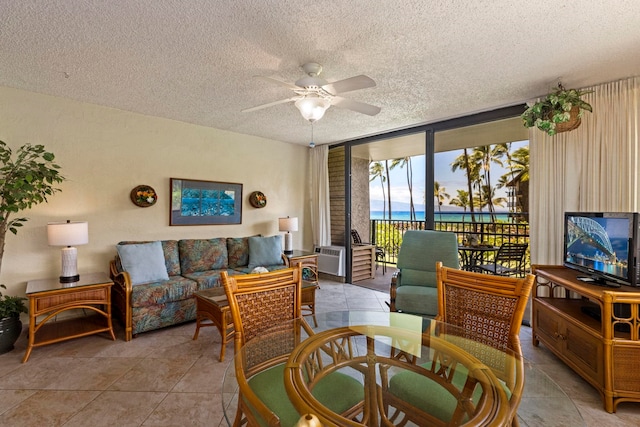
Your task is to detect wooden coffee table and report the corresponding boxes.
[192,281,319,361]
[192,287,234,362]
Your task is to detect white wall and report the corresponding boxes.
[0,86,310,299]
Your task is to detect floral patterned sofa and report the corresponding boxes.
[109,236,286,341]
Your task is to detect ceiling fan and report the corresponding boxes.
[242,62,381,122]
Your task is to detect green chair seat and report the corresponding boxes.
[387,362,511,424]
[248,363,364,427]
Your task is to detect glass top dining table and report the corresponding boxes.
[222,310,584,427]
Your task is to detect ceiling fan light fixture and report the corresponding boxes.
[295,96,330,122]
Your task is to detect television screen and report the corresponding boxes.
[564,212,638,286]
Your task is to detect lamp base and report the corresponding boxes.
[60,275,80,283]
[283,232,293,254]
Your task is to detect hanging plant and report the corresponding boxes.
[521,84,593,136]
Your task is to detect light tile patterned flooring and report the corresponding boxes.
[1,279,639,426]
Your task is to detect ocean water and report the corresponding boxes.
[370,211,513,222]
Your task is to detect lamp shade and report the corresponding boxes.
[47,221,89,246]
[278,217,298,233]
[295,97,330,122]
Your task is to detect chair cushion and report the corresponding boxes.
[248,363,364,427]
[398,268,436,288]
[248,235,285,269]
[395,285,439,316]
[116,241,170,285]
[388,361,511,423]
[397,230,459,272]
[179,238,228,273]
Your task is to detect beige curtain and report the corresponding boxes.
[309,145,332,247]
[530,76,640,265]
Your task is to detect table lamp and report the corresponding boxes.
[278,216,298,254]
[47,220,89,283]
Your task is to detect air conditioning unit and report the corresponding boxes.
[314,245,346,277]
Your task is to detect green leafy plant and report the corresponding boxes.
[0,140,65,273]
[521,85,593,136]
[0,284,27,318]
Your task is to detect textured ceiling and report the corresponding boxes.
[2,1,640,146]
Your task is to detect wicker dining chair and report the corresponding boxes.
[221,267,364,427]
[384,262,534,427]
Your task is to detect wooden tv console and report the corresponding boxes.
[532,265,640,412]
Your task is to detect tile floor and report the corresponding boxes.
[1,280,639,426]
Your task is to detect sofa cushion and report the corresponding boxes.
[182,270,229,290]
[116,241,170,285]
[116,240,180,277]
[227,237,250,268]
[130,275,198,307]
[161,240,181,276]
[248,235,284,269]
[179,238,228,273]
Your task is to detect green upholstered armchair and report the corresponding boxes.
[389,230,459,316]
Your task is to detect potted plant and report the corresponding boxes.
[0,284,27,354]
[0,140,65,353]
[521,85,593,136]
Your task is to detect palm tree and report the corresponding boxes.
[390,157,416,221]
[449,190,470,221]
[471,144,507,222]
[434,181,450,221]
[384,160,392,220]
[451,149,479,222]
[369,162,386,220]
[480,185,507,212]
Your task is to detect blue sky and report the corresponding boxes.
[369,140,529,211]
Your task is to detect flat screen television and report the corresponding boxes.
[563,212,640,287]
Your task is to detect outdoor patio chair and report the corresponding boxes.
[389,230,459,316]
[477,242,529,277]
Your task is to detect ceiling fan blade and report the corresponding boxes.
[323,75,376,95]
[331,96,381,116]
[242,97,298,113]
[256,76,300,90]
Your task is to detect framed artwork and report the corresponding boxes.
[170,178,242,225]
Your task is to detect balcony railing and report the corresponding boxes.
[369,215,530,270]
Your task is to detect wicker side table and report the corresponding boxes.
[192,287,234,362]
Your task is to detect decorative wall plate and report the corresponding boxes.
[249,191,267,208]
[130,185,157,207]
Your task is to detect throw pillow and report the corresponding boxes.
[248,235,284,269]
[116,241,170,285]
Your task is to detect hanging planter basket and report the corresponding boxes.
[552,106,582,134]
[521,84,593,136]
